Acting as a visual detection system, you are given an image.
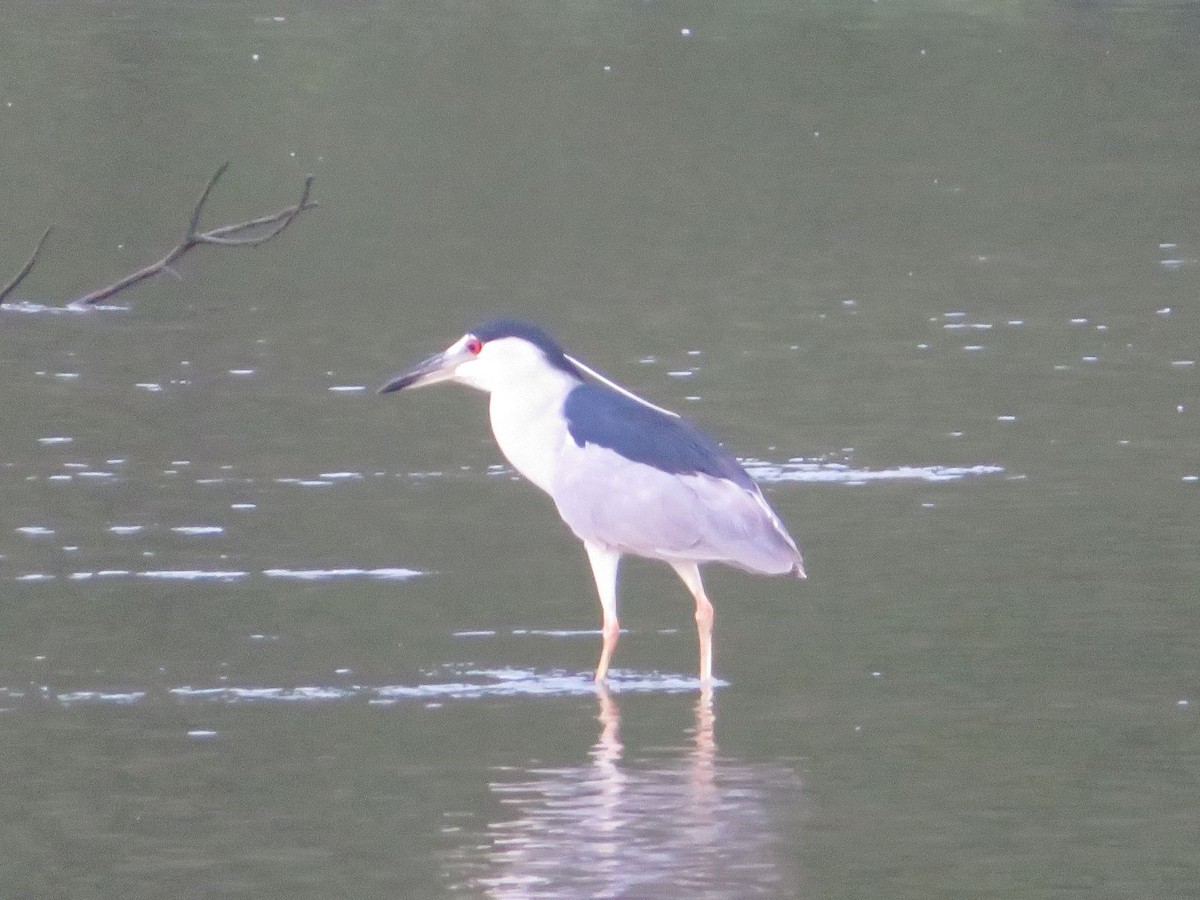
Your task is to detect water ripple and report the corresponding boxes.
[744,459,1005,484]
[5,667,715,710]
[263,567,424,581]
[12,566,427,584]
[0,300,128,314]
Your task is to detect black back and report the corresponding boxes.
[563,382,756,490]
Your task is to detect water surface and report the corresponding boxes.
[2,1,1199,897]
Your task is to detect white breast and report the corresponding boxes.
[487,375,576,495]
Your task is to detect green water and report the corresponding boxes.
[1,1,1198,897]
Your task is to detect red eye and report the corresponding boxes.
[465,337,483,355]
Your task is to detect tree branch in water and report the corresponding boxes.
[0,226,53,304]
[0,164,317,307]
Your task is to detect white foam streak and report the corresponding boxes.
[744,460,1005,484]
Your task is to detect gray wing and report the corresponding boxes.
[550,441,803,576]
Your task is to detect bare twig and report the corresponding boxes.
[70,163,318,306]
[0,226,53,304]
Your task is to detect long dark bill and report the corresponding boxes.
[377,351,454,394]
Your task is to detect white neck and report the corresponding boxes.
[486,368,580,494]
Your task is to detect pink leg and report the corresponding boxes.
[670,561,715,683]
[584,543,622,683]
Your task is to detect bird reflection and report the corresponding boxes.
[448,687,804,897]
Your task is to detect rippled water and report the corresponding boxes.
[445,692,805,898]
[3,1,1200,897]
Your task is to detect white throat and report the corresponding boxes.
[486,367,579,494]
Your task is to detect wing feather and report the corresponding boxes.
[552,441,802,575]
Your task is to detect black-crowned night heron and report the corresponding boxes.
[379,319,805,684]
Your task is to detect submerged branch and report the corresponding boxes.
[72,164,318,305]
[0,226,53,304]
[0,164,317,309]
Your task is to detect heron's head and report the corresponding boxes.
[377,318,582,396]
